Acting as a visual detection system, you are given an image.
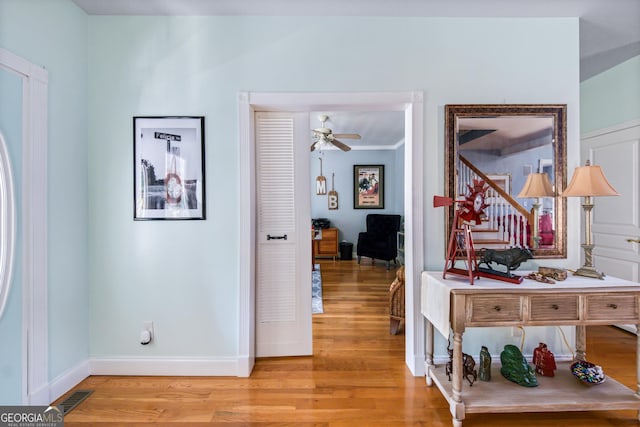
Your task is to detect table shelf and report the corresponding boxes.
[429,362,640,415]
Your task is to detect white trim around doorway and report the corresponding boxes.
[237,91,424,377]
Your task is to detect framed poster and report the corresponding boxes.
[133,116,206,220]
[354,164,384,209]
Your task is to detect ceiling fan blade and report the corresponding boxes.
[333,133,361,139]
[331,139,352,152]
[310,140,319,152]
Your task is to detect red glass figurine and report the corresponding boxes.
[533,342,556,377]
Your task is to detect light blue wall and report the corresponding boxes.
[0,68,23,404]
[581,55,640,133]
[310,148,404,247]
[88,16,580,360]
[0,0,89,401]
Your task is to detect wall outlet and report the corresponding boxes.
[143,321,154,340]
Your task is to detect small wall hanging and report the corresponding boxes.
[328,172,338,210]
[316,157,327,195]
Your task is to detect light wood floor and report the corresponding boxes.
[58,260,640,426]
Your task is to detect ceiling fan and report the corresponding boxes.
[310,114,361,152]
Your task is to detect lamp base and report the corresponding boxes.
[573,265,605,280]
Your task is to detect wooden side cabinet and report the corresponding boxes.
[313,228,338,260]
[421,272,640,426]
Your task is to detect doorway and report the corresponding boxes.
[238,91,424,377]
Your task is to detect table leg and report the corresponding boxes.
[451,331,465,426]
[575,325,586,361]
[425,321,434,386]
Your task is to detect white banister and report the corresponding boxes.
[457,158,530,249]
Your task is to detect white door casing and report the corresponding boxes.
[255,112,312,357]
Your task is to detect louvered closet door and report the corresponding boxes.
[255,112,312,357]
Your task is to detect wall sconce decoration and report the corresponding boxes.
[316,157,327,195]
[328,172,338,210]
[517,173,555,248]
[561,160,619,279]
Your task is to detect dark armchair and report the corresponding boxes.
[356,214,402,270]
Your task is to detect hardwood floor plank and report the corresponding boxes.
[57,260,640,425]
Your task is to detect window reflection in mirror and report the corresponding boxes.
[444,104,566,259]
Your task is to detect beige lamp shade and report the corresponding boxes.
[561,161,619,197]
[517,173,555,198]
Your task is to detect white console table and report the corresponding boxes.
[421,271,640,427]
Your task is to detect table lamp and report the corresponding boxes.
[517,173,555,248]
[561,160,619,279]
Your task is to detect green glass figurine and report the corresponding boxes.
[479,346,491,381]
[500,344,538,387]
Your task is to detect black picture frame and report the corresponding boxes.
[133,116,206,220]
[353,164,384,209]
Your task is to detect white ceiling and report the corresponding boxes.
[310,111,405,150]
[70,0,640,148]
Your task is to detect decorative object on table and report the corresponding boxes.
[354,164,384,209]
[316,158,327,195]
[525,272,555,284]
[328,172,338,210]
[479,346,492,381]
[500,344,538,387]
[312,218,330,229]
[538,266,567,281]
[310,114,360,152]
[445,337,478,386]
[571,360,605,385]
[133,116,206,220]
[477,247,533,284]
[517,172,555,248]
[533,342,557,377]
[434,178,489,285]
[561,160,619,279]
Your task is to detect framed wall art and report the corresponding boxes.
[354,164,384,209]
[133,116,206,220]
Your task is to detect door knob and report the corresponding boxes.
[626,238,640,244]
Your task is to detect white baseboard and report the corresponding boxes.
[407,353,425,377]
[236,355,255,377]
[48,360,90,404]
[90,356,238,376]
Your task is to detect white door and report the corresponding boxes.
[255,111,312,357]
[582,121,640,332]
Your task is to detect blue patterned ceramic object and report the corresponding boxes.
[571,360,605,385]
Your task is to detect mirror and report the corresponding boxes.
[444,104,567,258]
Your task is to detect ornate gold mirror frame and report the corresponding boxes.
[444,104,567,259]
